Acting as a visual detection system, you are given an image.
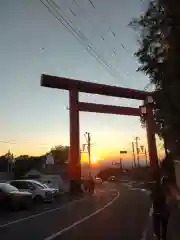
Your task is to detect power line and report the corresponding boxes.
[63,0,143,84]
[87,0,95,9]
[48,0,122,78]
[70,0,131,70]
[71,0,110,40]
[69,8,76,16]
[40,0,123,81]
[41,0,148,88]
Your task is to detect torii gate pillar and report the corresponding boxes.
[69,89,81,193]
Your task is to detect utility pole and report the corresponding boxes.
[120,150,128,175]
[120,158,123,172]
[135,137,140,167]
[84,132,91,176]
[132,142,136,168]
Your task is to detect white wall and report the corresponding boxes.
[40,174,69,192]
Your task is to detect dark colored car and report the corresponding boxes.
[0,183,32,210]
[108,176,116,182]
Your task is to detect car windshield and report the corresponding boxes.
[0,183,19,193]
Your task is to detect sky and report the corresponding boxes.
[0,0,163,164]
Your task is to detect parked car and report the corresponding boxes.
[42,183,60,198]
[0,183,32,210]
[8,180,54,203]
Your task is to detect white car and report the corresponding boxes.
[42,183,59,197]
[8,180,54,203]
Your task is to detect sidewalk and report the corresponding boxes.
[167,203,180,240]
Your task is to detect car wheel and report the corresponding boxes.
[33,195,43,205]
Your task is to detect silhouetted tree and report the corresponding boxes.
[50,145,69,165]
[0,155,8,172]
[13,155,45,179]
[130,0,180,157]
[11,145,69,179]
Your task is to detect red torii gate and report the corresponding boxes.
[41,74,159,193]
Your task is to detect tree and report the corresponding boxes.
[0,155,8,172]
[130,0,180,157]
[50,145,69,165]
[13,155,45,179]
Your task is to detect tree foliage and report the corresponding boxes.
[50,145,69,165]
[130,0,180,156]
[0,155,8,172]
[13,155,45,179]
[0,145,69,178]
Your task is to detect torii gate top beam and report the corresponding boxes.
[41,74,151,100]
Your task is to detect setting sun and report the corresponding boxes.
[91,155,98,164]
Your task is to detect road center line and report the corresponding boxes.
[44,192,120,240]
[0,197,86,229]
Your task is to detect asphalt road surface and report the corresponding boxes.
[0,182,151,240]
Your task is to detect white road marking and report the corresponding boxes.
[44,192,120,240]
[0,198,86,229]
[110,189,117,192]
[140,205,153,240]
[98,190,105,193]
[111,192,117,196]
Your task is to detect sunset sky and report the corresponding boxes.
[0,0,164,165]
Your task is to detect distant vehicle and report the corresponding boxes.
[0,183,32,210]
[108,176,116,182]
[8,180,54,203]
[95,177,103,184]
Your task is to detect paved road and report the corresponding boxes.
[0,183,151,240]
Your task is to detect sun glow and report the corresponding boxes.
[91,155,98,164]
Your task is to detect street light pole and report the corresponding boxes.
[145,148,148,167]
[132,142,136,168]
[120,158,123,172]
[87,132,91,170]
[135,137,140,167]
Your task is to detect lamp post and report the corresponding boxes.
[132,142,136,168]
[140,145,148,167]
[135,137,140,167]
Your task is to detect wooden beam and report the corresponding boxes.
[78,102,141,116]
[41,74,151,100]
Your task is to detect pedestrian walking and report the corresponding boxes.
[150,174,170,240]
